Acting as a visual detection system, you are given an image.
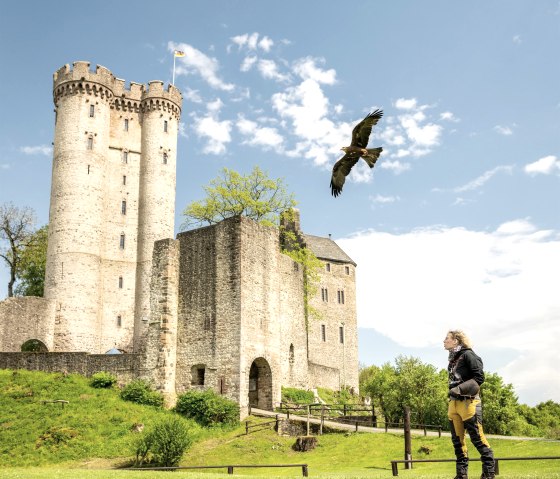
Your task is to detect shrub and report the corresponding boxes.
[90,372,117,389]
[282,387,314,404]
[175,389,239,427]
[120,380,164,407]
[134,416,193,467]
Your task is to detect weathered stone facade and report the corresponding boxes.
[0,62,360,414]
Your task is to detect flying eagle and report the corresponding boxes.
[330,109,383,197]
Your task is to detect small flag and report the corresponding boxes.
[174,50,185,57]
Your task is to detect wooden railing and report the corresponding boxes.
[122,463,309,476]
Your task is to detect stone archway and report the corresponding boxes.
[248,357,273,410]
[21,339,48,352]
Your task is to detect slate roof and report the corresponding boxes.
[303,234,356,266]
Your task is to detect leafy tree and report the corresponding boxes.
[480,372,523,435]
[0,202,37,297]
[361,362,400,424]
[182,166,297,229]
[14,224,48,297]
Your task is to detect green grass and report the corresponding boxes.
[1,370,560,479]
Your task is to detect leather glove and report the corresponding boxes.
[449,378,480,398]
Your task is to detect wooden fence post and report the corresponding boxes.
[404,407,412,470]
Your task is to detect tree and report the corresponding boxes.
[14,224,48,297]
[0,203,37,297]
[480,372,523,435]
[182,166,297,229]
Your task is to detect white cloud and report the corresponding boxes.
[0,163,10,170]
[524,155,560,176]
[379,159,411,174]
[230,32,274,52]
[513,35,522,44]
[191,100,231,155]
[440,111,458,122]
[236,115,284,151]
[258,36,274,52]
[257,59,291,82]
[169,42,234,91]
[494,125,513,136]
[293,57,337,85]
[20,145,52,156]
[395,98,418,110]
[240,55,258,72]
[370,194,400,204]
[183,87,203,103]
[338,220,560,405]
[454,165,514,192]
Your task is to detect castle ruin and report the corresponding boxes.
[0,62,359,414]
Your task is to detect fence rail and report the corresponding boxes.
[390,456,560,476]
[122,463,309,476]
[245,415,280,435]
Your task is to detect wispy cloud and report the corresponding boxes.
[494,125,513,136]
[191,99,232,155]
[524,155,560,176]
[236,115,284,151]
[229,32,274,52]
[0,163,10,170]
[370,194,400,204]
[169,42,234,91]
[454,165,514,192]
[513,35,522,44]
[20,145,52,156]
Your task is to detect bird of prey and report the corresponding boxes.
[330,109,383,197]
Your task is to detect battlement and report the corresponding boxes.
[53,62,115,91]
[141,81,182,109]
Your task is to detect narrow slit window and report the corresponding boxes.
[87,137,93,150]
[163,152,168,164]
[119,234,125,249]
[339,326,344,344]
[326,263,331,272]
[122,151,128,163]
[89,104,95,117]
[87,165,90,174]
[123,175,126,185]
[124,119,129,131]
[345,266,350,275]
[117,315,122,327]
[118,276,123,288]
[121,200,127,215]
[321,324,326,342]
[164,120,168,132]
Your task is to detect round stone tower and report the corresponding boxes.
[134,81,182,349]
[45,62,115,351]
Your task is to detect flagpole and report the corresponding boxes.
[172,53,176,85]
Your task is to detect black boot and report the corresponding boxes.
[480,474,495,479]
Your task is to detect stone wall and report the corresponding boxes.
[0,297,56,352]
[0,352,142,384]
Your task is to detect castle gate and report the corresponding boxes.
[248,357,273,410]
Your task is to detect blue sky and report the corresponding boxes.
[1,1,559,406]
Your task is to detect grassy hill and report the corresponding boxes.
[1,369,560,478]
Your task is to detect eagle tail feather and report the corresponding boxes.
[362,147,383,168]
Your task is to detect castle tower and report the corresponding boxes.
[134,81,182,350]
[44,62,182,353]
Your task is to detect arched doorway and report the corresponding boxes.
[21,339,48,352]
[248,357,273,410]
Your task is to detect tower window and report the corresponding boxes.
[119,276,123,288]
[121,200,127,215]
[326,263,331,272]
[124,119,129,131]
[89,105,95,117]
[87,165,90,174]
[321,324,326,342]
[119,234,125,249]
[339,326,345,344]
[321,287,328,302]
[117,315,122,327]
[123,175,126,185]
[163,152,168,164]
[164,120,168,132]
[337,290,345,304]
[122,151,128,163]
[345,266,350,275]
[87,137,93,150]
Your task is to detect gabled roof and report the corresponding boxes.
[303,234,356,266]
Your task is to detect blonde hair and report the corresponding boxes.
[448,330,473,348]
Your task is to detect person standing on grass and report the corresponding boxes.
[444,330,495,479]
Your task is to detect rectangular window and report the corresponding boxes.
[87,165,90,175]
[345,266,350,275]
[337,290,345,304]
[321,287,328,302]
[163,152,168,164]
[339,326,344,344]
[326,263,331,272]
[123,175,126,185]
[117,315,122,327]
[87,137,93,150]
[89,105,95,117]
[118,276,123,288]
[119,234,125,249]
[124,119,129,131]
[122,151,128,163]
[321,324,326,342]
[121,200,126,215]
[164,120,168,132]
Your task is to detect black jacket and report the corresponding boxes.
[448,348,485,389]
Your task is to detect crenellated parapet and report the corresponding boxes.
[53,62,182,118]
[140,81,182,120]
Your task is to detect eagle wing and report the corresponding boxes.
[330,153,360,197]
[350,109,383,149]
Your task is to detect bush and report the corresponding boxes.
[175,389,239,427]
[120,380,164,407]
[134,416,193,467]
[282,387,314,404]
[90,372,117,389]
